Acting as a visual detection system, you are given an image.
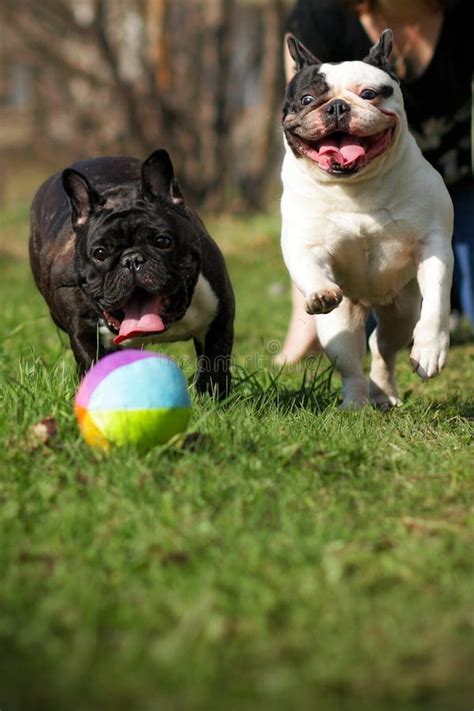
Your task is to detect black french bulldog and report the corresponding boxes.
[29,149,235,397]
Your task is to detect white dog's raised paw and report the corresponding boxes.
[410,340,448,380]
[305,286,343,315]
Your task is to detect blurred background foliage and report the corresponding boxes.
[0,0,291,212]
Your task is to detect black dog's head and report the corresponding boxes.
[62,149,201,344]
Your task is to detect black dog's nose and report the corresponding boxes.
[326,99,351,120]
[122,250,145,272]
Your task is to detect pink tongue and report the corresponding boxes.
[113,293,165,345]
[317,135,366,168]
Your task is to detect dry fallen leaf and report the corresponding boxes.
[402,516,464,534]
[26,417,58,451]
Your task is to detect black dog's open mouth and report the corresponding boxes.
[103,287,170,345]
[291,127,395,174]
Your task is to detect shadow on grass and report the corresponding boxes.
[420,397,474,421]
[228,358,337,414]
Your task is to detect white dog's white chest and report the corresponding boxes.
[322,212,418,302]
[99,273,219,349]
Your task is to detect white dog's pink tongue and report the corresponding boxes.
[317,135,366,167]
[339,135,366,164]
[113,293,165,345]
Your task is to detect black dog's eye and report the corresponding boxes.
[360,89,378,100]
[93,247,108,262]
[155,235,173,250]
[301,95,315,106]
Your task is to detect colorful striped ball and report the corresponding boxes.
[75,350,191,451]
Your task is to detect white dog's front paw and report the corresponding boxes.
[340,376,369,409]
[340,396,370,410]
[305,286,343,315]
[369,382,402,411]
[410,330,449,380]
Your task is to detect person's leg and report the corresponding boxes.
[274,281,321,365]
[450,184,474,334]
[453,241,474,330]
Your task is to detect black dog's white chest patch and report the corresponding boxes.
[99,273,219,348]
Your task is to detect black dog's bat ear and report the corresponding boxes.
[286,34,321,72]
[141,149,184,205]
[62,169,105,228]
[363,29,398,81]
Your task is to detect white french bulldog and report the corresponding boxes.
[280,30,454,409]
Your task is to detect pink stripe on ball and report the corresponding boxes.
[75,350,160,407]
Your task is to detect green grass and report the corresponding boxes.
[0,203,473,711]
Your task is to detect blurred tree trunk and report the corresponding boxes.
[210,0,236,209]
[145,0,171,94]
[94,0,149,154]
[242,0,286,208]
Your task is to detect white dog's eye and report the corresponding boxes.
[301,95,315,106]
[360,89,378,100]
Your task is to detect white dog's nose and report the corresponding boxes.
[326,99,351,121]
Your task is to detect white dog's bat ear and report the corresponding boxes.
[363,29,398,81]
[286,34,321,72]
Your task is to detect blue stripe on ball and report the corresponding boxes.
[87,357,191,412]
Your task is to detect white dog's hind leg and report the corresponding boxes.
[315,298,370,409]
[369,280,421,409]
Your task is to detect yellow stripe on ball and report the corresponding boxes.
[86,407,192,450]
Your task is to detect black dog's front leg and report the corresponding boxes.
[53,287,110,377]
[69,322,109,378]
[193,315,233,400]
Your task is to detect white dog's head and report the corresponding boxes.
[283,30,406,180]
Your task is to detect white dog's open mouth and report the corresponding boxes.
[292,128,395,174]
